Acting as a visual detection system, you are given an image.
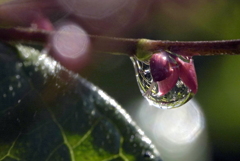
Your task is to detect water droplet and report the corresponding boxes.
[142,151,154,159]
[130,56,194,109]
[15,75,20,79]
[16,62,23,68]
[17,82,22,88]
[130,135,135,142]
[91,110,96,115]
[34,67,39,72]
[9,86,13,91]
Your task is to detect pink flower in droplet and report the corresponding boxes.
[149,51,198,96]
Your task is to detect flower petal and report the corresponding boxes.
[177,58,198,94]
[157,66,179,96]
[150,52,171,82]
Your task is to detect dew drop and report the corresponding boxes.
[34,67,39,72]
[142,151,154,159]
[91,110,96,115]
[16,62,23,68]
[130,135,135,142]
[9,86,13,91]
[17,82,22,88]
[15,75,20,79]
[130,56,194,109]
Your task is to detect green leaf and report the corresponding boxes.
[0,43,162,161]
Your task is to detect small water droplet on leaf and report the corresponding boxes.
[3,94,6,98]
[9,86,13,91]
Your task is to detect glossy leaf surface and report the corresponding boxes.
[0,43,162,161]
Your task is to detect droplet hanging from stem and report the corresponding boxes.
[130,51,197,109]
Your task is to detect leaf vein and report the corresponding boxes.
[0,132,21,160]
[49,110,75,161]
[72,119,101,149]
[45,143,64,161]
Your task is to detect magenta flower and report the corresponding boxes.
[149,51,198,96]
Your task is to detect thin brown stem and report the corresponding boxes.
[142,39,240,56]
[89,35,138,56]
[0,27,139,56]
[1,27,240,57]
[0,27,49,44]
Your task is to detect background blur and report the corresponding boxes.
[2,0,240,161]
[78,0,240,161]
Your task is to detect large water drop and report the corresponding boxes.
[130,56,194,109]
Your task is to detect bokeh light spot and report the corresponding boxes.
[132,99,208,161]
[53,23,89,58]
[153,101,204,144]
[50,22,90,71]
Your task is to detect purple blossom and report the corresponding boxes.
[149,51,198,96]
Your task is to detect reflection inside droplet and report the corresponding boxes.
[130,56,194,109]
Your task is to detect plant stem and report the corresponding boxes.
[0,27,139,56]
[0,28,49,44]
[1,27,240,57]
[140,39,240,56]
[89,35,138,56]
